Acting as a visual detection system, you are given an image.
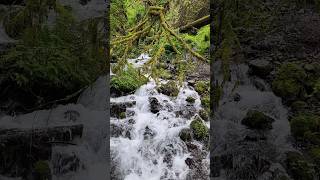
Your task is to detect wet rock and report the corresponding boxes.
[128,118,136,124]
[252,79,267,91]
[163,153,173,167]
[149,97,162,114]
[157,81,179,97]
[198,109,209,121]
[285,151,315,180]
[175,105,197,119]
[110,124,125,138]
[241,110,275,130]
[233,93,241,102]
[110,101,136,119]
[179,128,192,142]
[248,59,273,77]
[143,126,155,140]
[190,116,209,141]
[185,158,195,168]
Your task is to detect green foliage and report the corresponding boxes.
[290,114,320,143]
[309,147,320,172]
[181,25,210,54]
[111,65,148,95]
[124,0,145,26]
[194,80,209,96]
[286,152,315,180]
[190,116,208,141]
[272,63,307,101]
[0,2,105,106]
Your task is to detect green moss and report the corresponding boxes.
[194,80,209,96]
[190,116,208,141]
[157,81,180,97]
[199,109,209,121]
[111,66,148,95]
[179,128,192,142]
[34,160,51,179]
[285,152,315,180]
[290,114,320,143]
[201,95,210,110]
[1,4,105,107]
[119,112,126,119]
[124,0,145,26]
[272,63,307,101]
[186,96,195,103]
[241,110,275,130]
[182,25,210,54]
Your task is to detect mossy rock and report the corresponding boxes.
[201,95,210,110]
[285,151,315,180]
[157,81,179,97]
[111,66,148,97]
[272,63,307,101]
[186,96,196,104]
[290,114,320,143]
[199,109,209,121]
[190,116,208,141]
[241,110,275,130]
[194,80,209,96]
[34,160,51,180]
[179,128,192,142]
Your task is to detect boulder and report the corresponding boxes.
[157,81,179,97]
[148,97,162,114]
[179,128,192,142]
[190,116,208,141]
[241,110,275,130]
[248,59,273,77]
[110,101,136,119]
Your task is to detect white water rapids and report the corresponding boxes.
[110,55,210,180]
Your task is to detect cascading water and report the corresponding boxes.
[110,55,210,180]
[211,62,293,180]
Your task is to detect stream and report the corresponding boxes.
[211,62,293,179]
[110,55,210,180]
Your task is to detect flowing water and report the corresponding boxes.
[211,62,293,180]
[110,55,210,180]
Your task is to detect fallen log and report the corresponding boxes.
[179,15,210,33]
